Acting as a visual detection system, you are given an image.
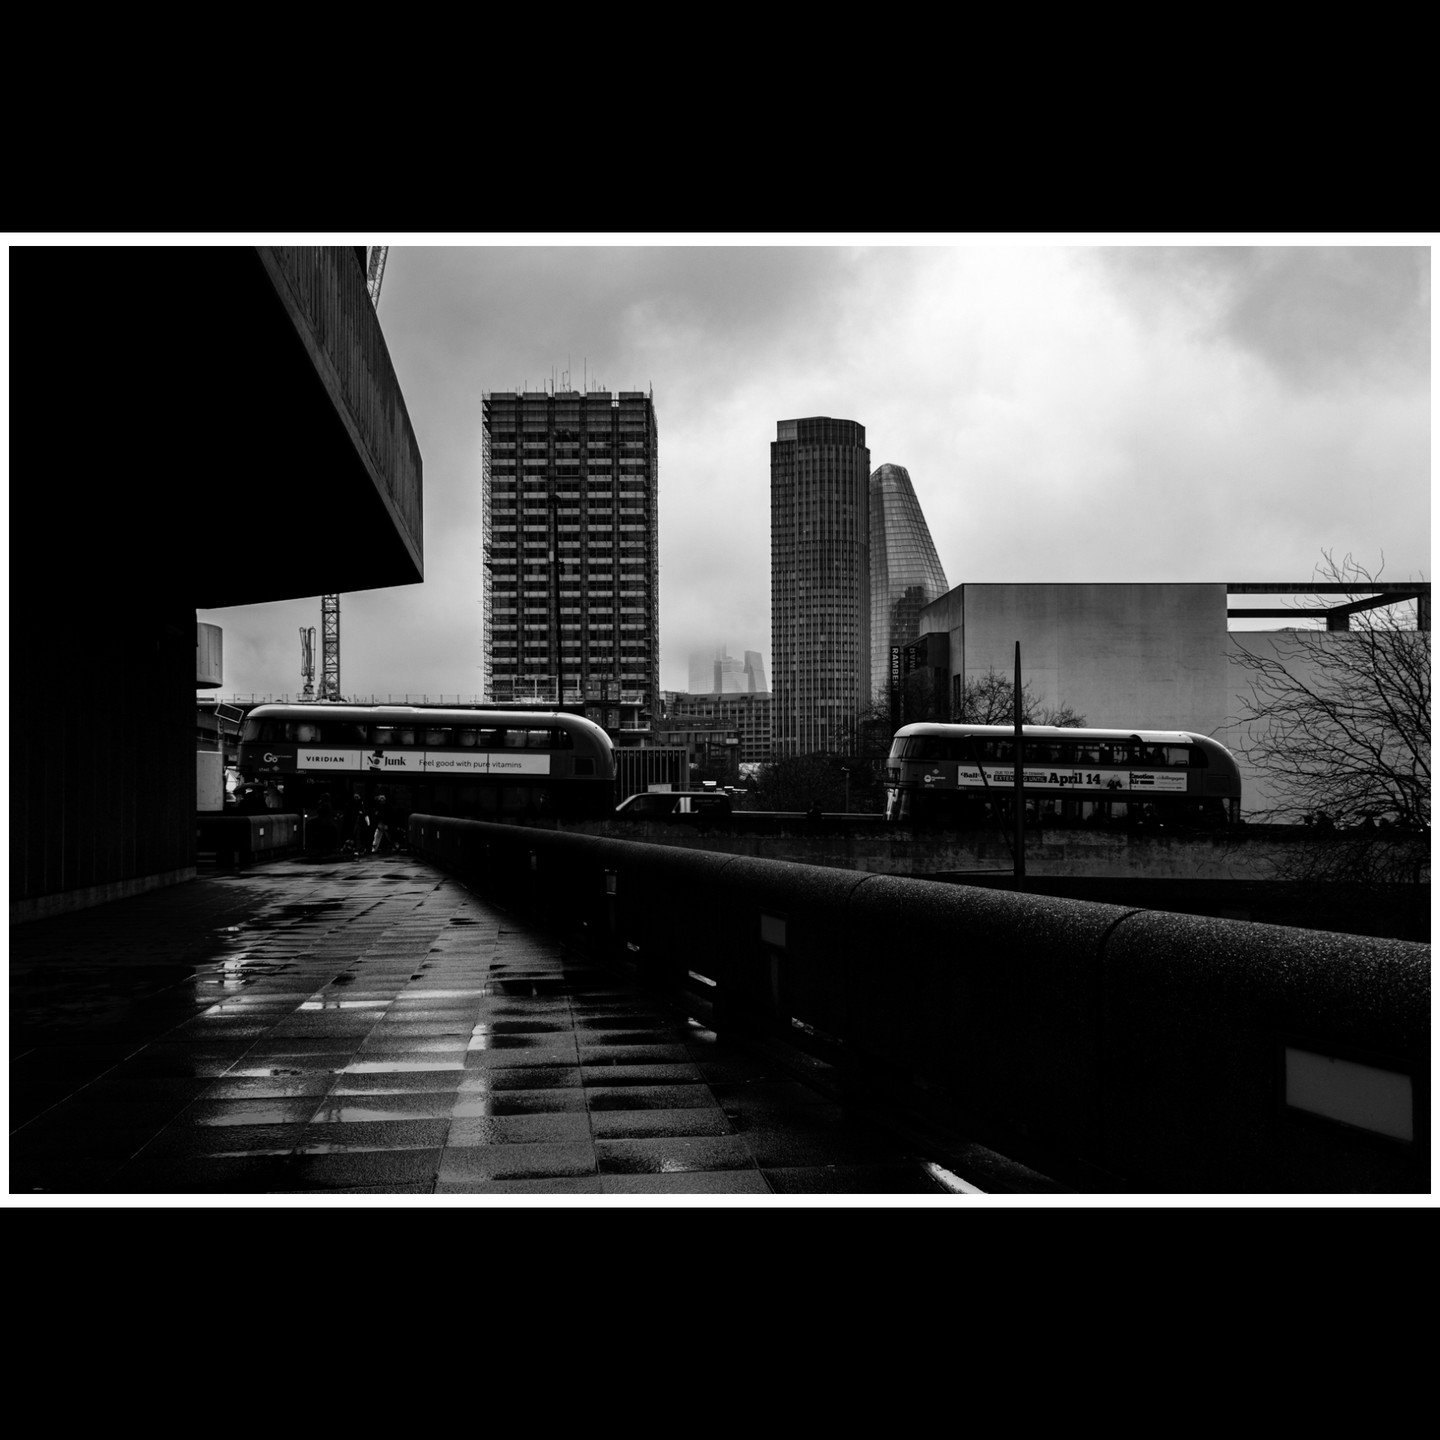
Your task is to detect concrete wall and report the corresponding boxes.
[11,596,200,922]
[10,246,424,921]
[927,583,1230,733]
[1218,629,1364,820]
[572,819,1334,880]
[915,582,1409,823]
[410,816,1430,1193]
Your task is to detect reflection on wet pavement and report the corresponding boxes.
[10,856,965,1200]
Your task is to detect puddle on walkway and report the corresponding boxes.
[342,1060,465,1073]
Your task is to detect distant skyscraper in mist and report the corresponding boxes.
[770,416,870,756]
[687,645,768,695]
[869,462,949,701]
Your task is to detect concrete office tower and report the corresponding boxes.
[869,462,949,701]
[771,416,871,756]
[482,387,660,737]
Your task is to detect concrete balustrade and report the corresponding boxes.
[195,814,301,868]
[408,815,1429,1194]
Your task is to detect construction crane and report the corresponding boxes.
[315,247,389,702]
[319,595,341,700]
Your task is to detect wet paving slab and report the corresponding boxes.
[10,854,970,1203]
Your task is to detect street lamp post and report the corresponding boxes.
[1013,642,1025,888]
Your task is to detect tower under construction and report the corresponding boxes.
[481,387,660,738]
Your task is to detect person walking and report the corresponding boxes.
[346,794,372,857]
[370,794,391,855]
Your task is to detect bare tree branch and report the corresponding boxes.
[1229,552,1430,834]
[954,669,1088,728]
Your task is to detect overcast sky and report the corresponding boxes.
[198,238,1432,701]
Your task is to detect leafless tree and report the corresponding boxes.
[1228,553,1429,932]
[1229,551,1429,831]
[954,668,1087,728]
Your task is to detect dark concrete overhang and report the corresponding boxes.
[1227,582,1430,631]
[15,245,423,615]
[193,247,424,607]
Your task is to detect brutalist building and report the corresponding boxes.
[482,388,660,740]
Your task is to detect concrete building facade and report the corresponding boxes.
[925,583,1230,734]
[482,388,660,738]
[771,417,871,756]
[12,246,424,921]
[916,580,1430,821]
[663,690,773,764]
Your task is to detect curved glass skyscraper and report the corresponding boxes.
[869,463,949,701]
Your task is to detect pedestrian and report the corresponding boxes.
[370,794,391,854]
[347,796,372,856]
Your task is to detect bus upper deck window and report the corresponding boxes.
[374,727,396,745]
[503,729,526,748]
[912,737,949,761]
[424,728,450,747]
[525,729,551,748]
[476,729,501,748]
[1075,745,1100,765]
[457,729,478,747]
[1165,746,1191,766]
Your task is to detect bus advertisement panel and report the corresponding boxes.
[258,747,553,777]
[919,765,1188,793]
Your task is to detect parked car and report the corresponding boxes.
[613,791,734,821]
